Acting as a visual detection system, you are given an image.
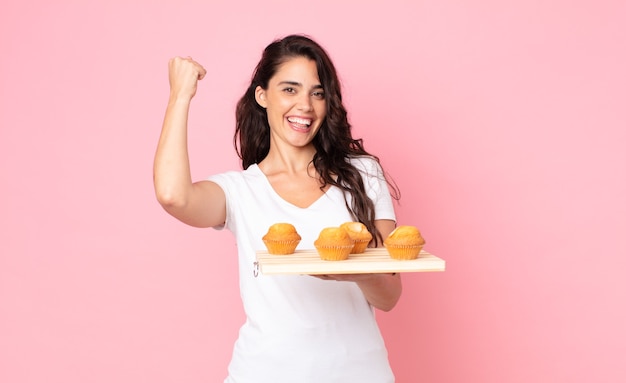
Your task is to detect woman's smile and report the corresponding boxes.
[287,115,313,132]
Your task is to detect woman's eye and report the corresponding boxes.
[283,87,296,94]
[312,91,325,99]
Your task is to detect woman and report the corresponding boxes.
[154,34,402,383]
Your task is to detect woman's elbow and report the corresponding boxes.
[155,187,188,210]
[376,295,401,312]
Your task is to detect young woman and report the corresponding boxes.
[154,34,402,383]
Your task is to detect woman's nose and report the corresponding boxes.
[298,94,313,112]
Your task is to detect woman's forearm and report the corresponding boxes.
[153,96,194,208]
[360,219,402,311]
[357,273,402,312]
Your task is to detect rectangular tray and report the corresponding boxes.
[255,248,445,275]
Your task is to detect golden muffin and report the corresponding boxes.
[383,225,426,260]
[314,226,355,261]
[262,223,301,255]
[340,221,373,253]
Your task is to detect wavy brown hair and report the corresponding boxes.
[234,34,399,245]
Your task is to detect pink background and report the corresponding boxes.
[1,0,625,382]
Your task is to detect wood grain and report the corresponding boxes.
[255,248,445,275]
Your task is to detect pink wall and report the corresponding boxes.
[1,1,624,382]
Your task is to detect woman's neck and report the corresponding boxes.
[258,144,317,177]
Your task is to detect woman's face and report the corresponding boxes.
[255,56,327,149]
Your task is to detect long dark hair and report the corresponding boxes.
[234,34,399,245]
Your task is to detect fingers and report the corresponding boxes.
[194,59,207,80]
[312,273,385,282]
[168,56,206,99]
[312,274,333,281]
[183,56,207,79]
[169,56,206,79]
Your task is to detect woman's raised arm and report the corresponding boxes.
[153,57,226,228]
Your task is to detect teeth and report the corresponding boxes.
[288,117,311,126]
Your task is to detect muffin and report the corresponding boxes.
[340,221,373,253]
[262,223,301,255]
[384,225,425,260]
[314,227,355,261]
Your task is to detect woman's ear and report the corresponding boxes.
[255,86,267,108]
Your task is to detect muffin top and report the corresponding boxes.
[314,227,354,247]
[262,223,301,241]
[384,225,425,246]
[340,222,373,242]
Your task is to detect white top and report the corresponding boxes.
[208,156,396,383]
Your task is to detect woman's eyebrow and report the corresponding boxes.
[277,81,301,87]
[277,81,323,89]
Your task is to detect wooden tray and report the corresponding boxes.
[255,248,445,275]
